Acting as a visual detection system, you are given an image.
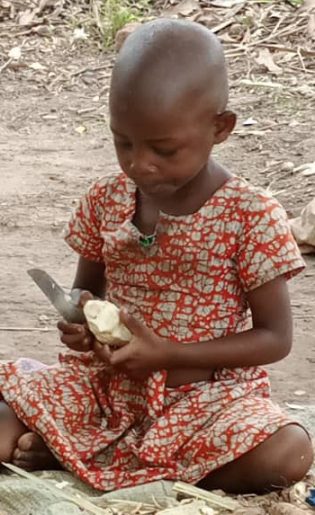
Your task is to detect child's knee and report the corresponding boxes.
[273,425,313,485]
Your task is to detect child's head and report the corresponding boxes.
[109,19,235,198]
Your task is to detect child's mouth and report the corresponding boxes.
[137,182,175,196]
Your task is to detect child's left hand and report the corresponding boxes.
[94,310,171,380]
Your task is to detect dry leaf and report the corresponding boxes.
[163,0,200,17]
[8,46,21,60]
[210,0,244,7]
[243,118,258,126]
[294,162,315,175]
[256,48,282,76]
[75,126,87,134]
[17,8,37,26]
[73,27,88,41]
[30,62,45,71]
[296,85,314,98]
[285,403,306,410]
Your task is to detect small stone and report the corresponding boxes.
[280,161,294,172]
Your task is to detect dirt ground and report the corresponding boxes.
[1,13,315,438]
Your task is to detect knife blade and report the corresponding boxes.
[27,268,85,324]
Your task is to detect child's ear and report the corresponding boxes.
[213,111,236,144]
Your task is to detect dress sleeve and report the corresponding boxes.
[237,194,305,292]
[64,181,106,263]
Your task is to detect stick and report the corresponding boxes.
[258,43,315,57]
[0,327,55,332]
[70,65,109,78]
[212,19,234,34]
[173,481,239,511]
[0,58,12,74]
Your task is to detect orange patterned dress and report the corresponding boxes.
[0,172,305,491]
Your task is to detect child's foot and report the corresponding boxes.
[0,401,27,462]
[12,432,61,471]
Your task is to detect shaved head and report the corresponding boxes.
[110,19,228,115]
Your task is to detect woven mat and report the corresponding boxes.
[0,470,176,515]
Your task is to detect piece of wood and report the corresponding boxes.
[173,481,239,511]
[0,327,55,332]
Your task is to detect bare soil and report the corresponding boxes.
[0,31,315,435]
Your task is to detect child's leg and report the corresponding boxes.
[0,401,27,462]
[197,424,313,494]
[0,401,60,470]
[12,432,61,470]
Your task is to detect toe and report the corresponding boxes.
[17,432,44,452]
[12,449,50,471]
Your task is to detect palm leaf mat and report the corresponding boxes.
[0,463,313,515]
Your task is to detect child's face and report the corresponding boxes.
[110,99,233,198]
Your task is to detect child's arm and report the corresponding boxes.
[166,275,292,369]
[58,256,106,353]
[72,256,106,298]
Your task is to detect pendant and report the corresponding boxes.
[139,234,156,248]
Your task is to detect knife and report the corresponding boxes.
[27,268,85,324]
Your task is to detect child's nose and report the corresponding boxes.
[129,148,157,177]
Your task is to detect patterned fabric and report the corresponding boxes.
[0,172,305,491]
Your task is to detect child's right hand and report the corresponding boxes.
[57,290,94,352]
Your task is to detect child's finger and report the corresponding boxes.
[62,335,93,352]
[57,320,85,335]
[94,342,112,363]
[110,344,132,366]
[60,332,92,346]
[57,320,89,338]
[119,309,148,337]
[79,291,94,307]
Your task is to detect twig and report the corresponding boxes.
[297,47,306,73]
[70,64,109,77]
[173,481,239,511]
[247,19,307,49]
[239,79,284,89]
[287,66,315,75]
[0,327,55,332]
[0,58,12,74]
[212,19,234,34]
[258,44,315,57]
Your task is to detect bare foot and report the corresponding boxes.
[12,432,61,471]
[0,401,27,462]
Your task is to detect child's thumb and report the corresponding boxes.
[120,309,146,336]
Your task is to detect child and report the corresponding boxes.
[0,19,313,494]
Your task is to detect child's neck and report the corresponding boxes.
[149,159,232,217]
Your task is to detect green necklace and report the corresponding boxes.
[139,233,156,248]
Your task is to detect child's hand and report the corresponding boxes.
[94,310,172,379]
[57,290,94,352]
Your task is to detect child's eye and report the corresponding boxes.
[154,147,177,157]
[115,140,132,150]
